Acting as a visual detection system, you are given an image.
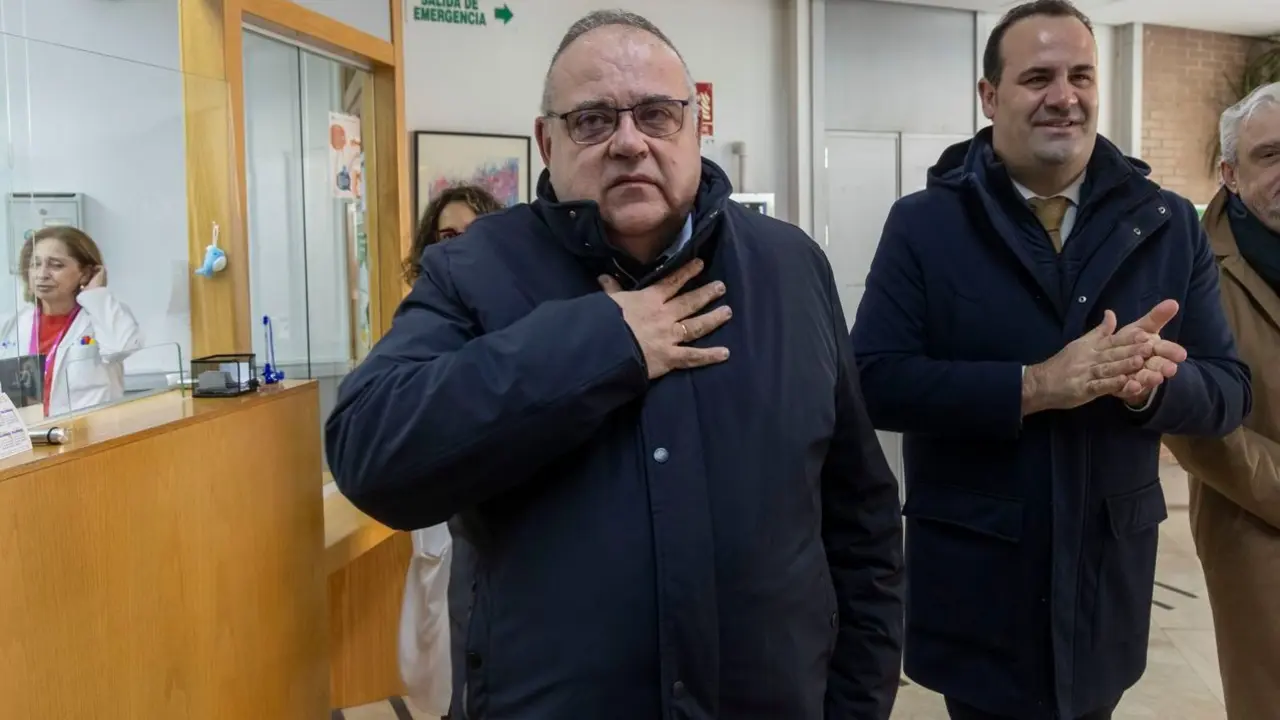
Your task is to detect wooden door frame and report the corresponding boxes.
[179,0,409,357]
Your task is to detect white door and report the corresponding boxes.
[898,133,970,197]
[822,131,903,487]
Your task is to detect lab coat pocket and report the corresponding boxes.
[61,342,100,367]
[57,342,101,390]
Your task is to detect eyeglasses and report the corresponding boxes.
[546,98,691,145]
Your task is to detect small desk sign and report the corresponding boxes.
[0,392,33,460]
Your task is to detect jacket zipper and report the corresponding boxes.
[611,258,638,288]
[632,209,723,289]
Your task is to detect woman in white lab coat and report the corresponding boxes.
[0,226,142,417]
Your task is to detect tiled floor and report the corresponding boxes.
[340,457,1226,720]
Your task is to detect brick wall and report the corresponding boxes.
[1142,25,1257,205]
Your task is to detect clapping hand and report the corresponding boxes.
[1111,299,1186,406]
[1023,299,1187,416]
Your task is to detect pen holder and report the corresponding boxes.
[190,354,259,398]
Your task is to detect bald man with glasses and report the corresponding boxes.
[326,8,904,720]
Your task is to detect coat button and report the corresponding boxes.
[653,447,670,463]
[1132,227,1142,236]
[1077,295,1087,303]
[1158,206,1167,214]
[672,680,686,698]
[569,210,577,219]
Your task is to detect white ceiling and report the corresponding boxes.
[868,0,1280,37]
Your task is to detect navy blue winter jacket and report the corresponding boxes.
[326,159,904,719]
[852,129,1250,719]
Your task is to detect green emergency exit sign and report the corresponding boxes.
[410,0,514,26]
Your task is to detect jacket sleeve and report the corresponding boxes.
[1164,428,1280,530]
[324,246,650,531]
[75,287,144,362]
[820,256,905,720]
[852,201,1024,438]
[1136,208,1251,436]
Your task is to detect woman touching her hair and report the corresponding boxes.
[402,183,505,285]
[0,226,142,416]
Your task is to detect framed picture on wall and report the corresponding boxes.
[413,131,532,225]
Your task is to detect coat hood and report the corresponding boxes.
[531,156,734,261]
[926,126,1152,200]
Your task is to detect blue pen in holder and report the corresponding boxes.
[262,315,285,385]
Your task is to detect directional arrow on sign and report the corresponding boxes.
[494,4,513,24]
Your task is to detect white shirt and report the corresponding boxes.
[1011,171,1085,244]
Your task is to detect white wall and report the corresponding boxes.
[0,0,191,369]
[293,0,392,42]
[402,0,797,222]
[0,0,181,72]
[1108,23,1143,157]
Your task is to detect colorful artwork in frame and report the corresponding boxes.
[413,131,532,223]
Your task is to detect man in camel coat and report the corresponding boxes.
[1164,81,1280,718]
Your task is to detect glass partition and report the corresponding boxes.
[58,342,187,420]
[243,29,374,467]
[0,0,220,424]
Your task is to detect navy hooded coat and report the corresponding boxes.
[325,159,905,720]
[851,130,1250,719]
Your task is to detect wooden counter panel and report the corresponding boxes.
[328,530,411,708]
[0,382,329,719]
[0,381,314,482]
[323,480,412,709]
[324,481,399,575]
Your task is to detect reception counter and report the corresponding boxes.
[0,380,414,717]
[0,382,330,719]
[325,481,412,708]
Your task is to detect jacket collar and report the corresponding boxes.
[1205,186,1280,332]
[530,156,733,264]
[1206,186,1240,258]
[1010,170,1085,205]
[927,127,1151,209]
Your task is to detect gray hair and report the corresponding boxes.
[1221,81,1280,166]
[539,9,697,115]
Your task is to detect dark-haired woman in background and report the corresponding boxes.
[402,183,505,285]
[398,182,502,718]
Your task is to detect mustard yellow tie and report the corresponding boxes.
[1029,196,1071,253]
